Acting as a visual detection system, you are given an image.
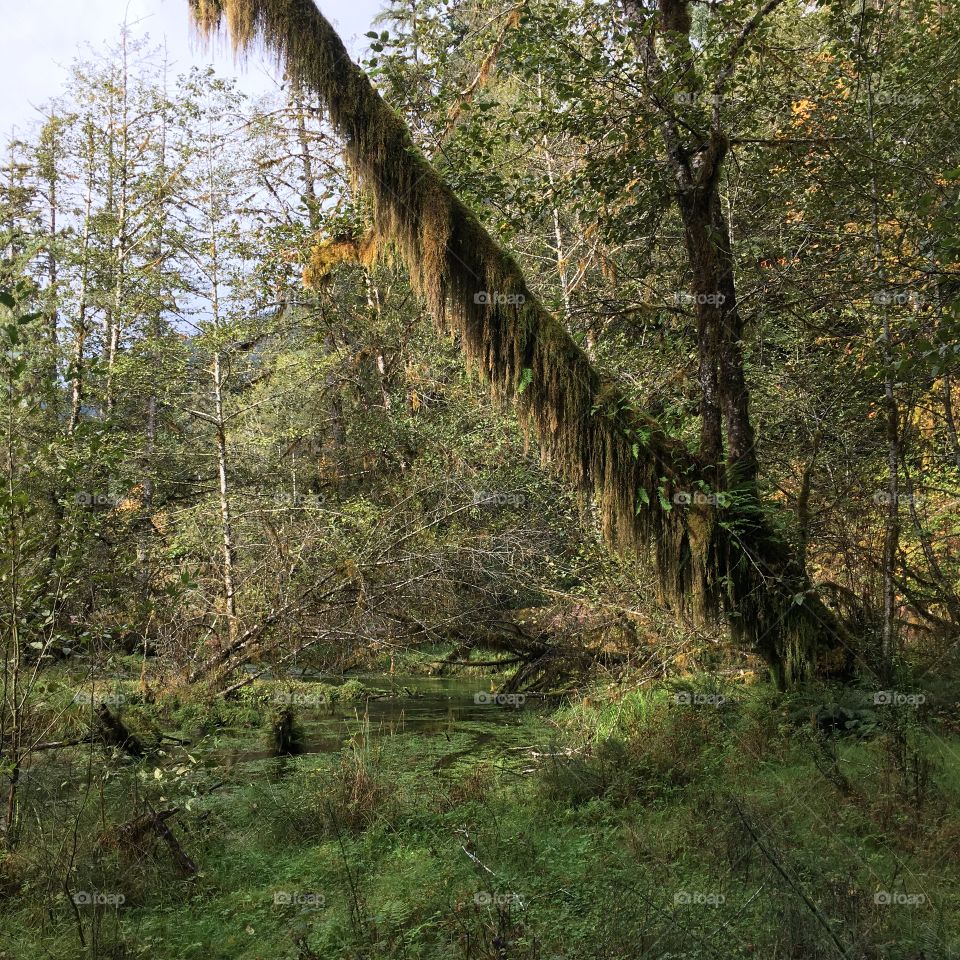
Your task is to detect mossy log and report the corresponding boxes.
[95,704,144,758]
[188,0,853,686]
[271,706,304,756]
[108,806,198,875]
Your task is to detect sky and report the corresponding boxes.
[0,0,386,138]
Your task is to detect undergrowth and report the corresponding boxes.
[1,676,958,959]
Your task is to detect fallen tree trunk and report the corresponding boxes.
[31,736,96,753]
[95,704,144,758]
[185,573,341,685]
[111,806,198,876]
[188,0,853,685]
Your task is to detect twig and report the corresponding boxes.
[31,736,96,752]
[732,799,850,958]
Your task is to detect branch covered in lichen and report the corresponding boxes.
[188,0,850,685]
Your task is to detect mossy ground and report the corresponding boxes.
[1,675,958,959]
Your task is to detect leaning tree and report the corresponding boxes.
[187,0,855,686]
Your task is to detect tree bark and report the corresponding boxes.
[189,0,854,686]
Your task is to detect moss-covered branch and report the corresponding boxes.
[187,0,851,685]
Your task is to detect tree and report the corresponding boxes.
[187,0,852,685]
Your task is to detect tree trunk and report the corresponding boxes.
[189,0,853,686]
[864,58,899,681]
[68,122,96,433]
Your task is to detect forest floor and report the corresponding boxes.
[1,666,959,959]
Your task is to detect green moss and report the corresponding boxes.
[2,678,959,958]
[185,0,849,687]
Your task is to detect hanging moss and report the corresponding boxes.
[303,231,377,288]
[189,0,852,686]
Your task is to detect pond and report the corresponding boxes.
[206,673,556,773]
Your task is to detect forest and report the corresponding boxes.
[1,0,960,956]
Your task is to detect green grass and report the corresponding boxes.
[1,677,959,959]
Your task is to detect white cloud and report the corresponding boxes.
[0,0,383,137]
